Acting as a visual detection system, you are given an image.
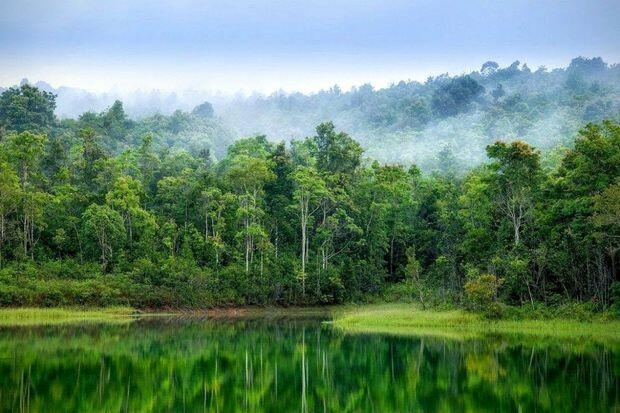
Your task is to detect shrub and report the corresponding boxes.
[464,274,504,318]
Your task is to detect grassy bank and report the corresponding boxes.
[0,307,136,326]
[330,303,620,342]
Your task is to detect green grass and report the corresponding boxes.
[0,307,136,326]
[330,303,620,342]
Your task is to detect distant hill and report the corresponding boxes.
[5,57,619,170]
[216,57,620,170]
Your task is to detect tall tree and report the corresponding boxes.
[82,204,125,270]
[291,166,327,298]
[225,154,275,273]
[5,131,49,257]
[0,84,56,135]
[486,140,541,246]
[0,162,20,265]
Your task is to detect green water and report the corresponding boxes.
[0,315,618,412]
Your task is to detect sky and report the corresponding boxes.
[1,0,619,94]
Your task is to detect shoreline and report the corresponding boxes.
[0,305,336,326]
[330,303,620,343]
[1,303,618,340]
[0,307,137,326]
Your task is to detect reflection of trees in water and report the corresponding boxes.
[0,319,617,413]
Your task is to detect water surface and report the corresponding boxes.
[0,314,618,412]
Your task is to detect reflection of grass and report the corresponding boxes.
[0,307,136,326]
[330,304,620,344]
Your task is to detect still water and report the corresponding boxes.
[0,315,618,412]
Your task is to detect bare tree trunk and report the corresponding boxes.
[390,234,395,278]
[0,214,4,268]
[73,221,83,264]
[300,197,307,298]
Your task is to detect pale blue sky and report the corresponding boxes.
[1,0,619,93]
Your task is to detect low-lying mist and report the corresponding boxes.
[4,57,619,172]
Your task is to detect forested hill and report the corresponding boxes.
[3,57,619,171]
[218,57,620,169]
[0,76,618,311]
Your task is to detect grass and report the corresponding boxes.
[0,305,334,327]
[0,306,137,326]
[330,303,620,343]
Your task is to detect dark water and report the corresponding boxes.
[0,315,618,413]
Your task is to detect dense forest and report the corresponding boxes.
[8,57,620,171]
[0,75,618,313]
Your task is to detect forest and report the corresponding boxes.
[0,76,618,314]
[13,57,620,172]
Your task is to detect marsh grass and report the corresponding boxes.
[330,304,620,343]
[0,307,136,326]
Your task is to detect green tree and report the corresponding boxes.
[313,122,363,178]
[225,154,275,273]
[486,140,541,246]
[0,162,20,265]
[432,76,484,117]
[106,175,158,259]
[4,131,49,257]
[0,84,56,135]
[82,204,125,270]
[291,166,327,298]
[405,246,424,309]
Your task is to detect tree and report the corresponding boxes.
[405,246,424,309]
[313,122,363,177]
[225,154,275,273]
[106,175,157,258]
[481,61,499,76]
[436,146,459,177]
[0,162,20,265]
[568,57,607,76]
[432,76,484,117]
[5,131,47,189]
[0,84,56,135]
[486,140,541,246]
[543,121,620,305]
[264,142,295,259]
[358,163,414,280]
[4,131,49,257]
[75,128,110,197]
[464,274,504,317]
[192,101,214,118]
[157,169,199,230]
[82,204,125,270]
[291,166,327,298]
[199,187,231,267]
[102,100,130,141]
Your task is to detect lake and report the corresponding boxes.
[0,313,618,412]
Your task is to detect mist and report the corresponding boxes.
[3,56,618,171]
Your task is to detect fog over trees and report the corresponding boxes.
[4,57,618,172]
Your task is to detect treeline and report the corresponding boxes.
[0,86,618,311]
[8,57,620,171]
[220,57,620,169]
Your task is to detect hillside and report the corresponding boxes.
[3,57,619,171]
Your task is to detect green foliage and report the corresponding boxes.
[464,274,504,318]
[0,82,618,312]
[432,75,485,117]
[0,84,56,135]
[82,204,126,269]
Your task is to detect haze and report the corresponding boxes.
[1,0,619,94]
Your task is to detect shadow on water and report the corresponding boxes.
[0,314,618,412]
